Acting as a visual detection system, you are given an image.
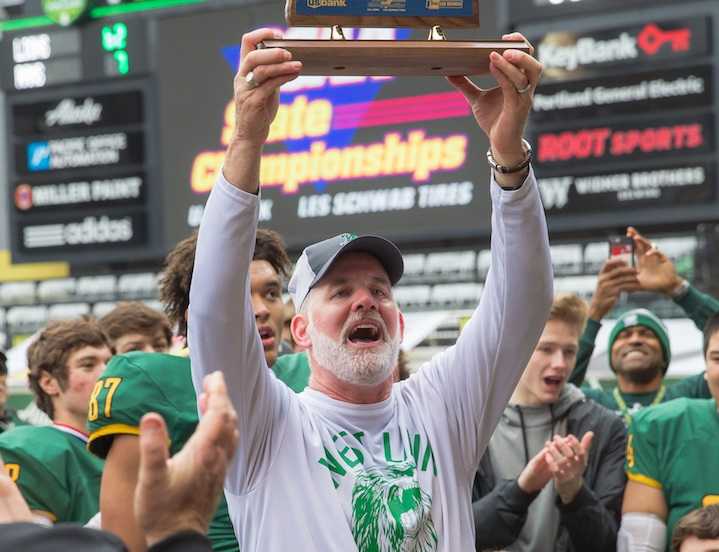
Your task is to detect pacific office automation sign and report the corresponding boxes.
[536,16,710,81]
[15,131,144,175]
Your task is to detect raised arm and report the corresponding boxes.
[411,35,553,472]
[188,29,302,493]
[569,258,639,386]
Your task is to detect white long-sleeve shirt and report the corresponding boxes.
[188,169,553,551]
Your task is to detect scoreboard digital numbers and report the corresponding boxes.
[0,17,159,263]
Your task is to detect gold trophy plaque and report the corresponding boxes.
[260,0,530,76]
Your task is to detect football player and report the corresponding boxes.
[0,319,111,524]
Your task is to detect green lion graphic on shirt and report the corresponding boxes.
[352,461,438,551]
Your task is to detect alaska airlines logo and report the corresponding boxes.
[307,0,347,7]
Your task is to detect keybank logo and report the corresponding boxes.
[27,141,51,171]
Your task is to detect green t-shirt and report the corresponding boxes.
[272,352,311,393]
[0,424,103,523]
[86,352,238,552]
[627,398,719,547]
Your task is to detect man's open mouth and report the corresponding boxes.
[347,322,382,345]
[258,326,275,347]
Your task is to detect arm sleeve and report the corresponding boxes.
[188,172,288,494]
[617,513,667,552]
[473,479,536,550]
[569,319,602,387]
[559,416,627,552]
[408,169,553,474]
[626,412,662,490]
[674,284,719,331]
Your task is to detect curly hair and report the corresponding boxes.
[27,319,109,419]
[159,229,291,338]
[99,301,172,352]
[159,232,197,339]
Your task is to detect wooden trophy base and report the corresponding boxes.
[260,39,530,76]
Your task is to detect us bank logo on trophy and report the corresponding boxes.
[261,0,530,76]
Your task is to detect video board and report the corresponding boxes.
[516,4,719,234]
[1,18,161,263]
[155,4,495,250]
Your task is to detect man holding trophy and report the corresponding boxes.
[188,21,552,550]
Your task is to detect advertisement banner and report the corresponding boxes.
[537,162,716,213]
[15,130,144,176]
[13,173,145,212]
[531,65,713,124]
[18,211,146,253]
[156,11,493,250]
[535,16,711,81]
[529,113,714,170]
[12,90,144,135]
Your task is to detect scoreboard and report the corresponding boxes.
[1,0,719,267]
[502,0,719,235]
[1,16,159,263]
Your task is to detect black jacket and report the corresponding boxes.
[472,397,627,552]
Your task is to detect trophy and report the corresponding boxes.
[260,0,530,76]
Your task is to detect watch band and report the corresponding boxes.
[486,139,533,174]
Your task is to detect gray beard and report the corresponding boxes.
[308,320,400,386]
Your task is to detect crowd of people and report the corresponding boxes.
[0,28,718,552]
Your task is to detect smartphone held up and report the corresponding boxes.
[609,236,634,267]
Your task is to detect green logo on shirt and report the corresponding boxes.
[352,461,438,552]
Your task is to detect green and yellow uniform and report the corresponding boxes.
[627,398,719,546]
[87,352,238,551]
[0,424,103,523]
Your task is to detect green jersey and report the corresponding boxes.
[272,352,310,392]
[627,398,719,546]
[86,352,238,552]
[0,424,103,523]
